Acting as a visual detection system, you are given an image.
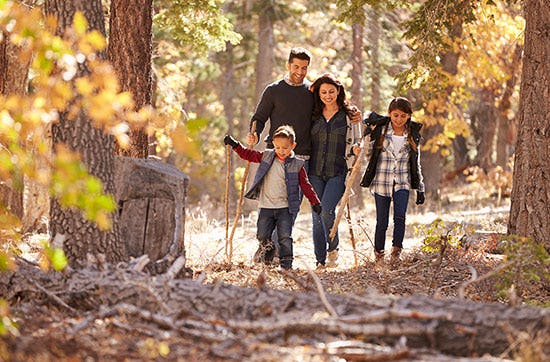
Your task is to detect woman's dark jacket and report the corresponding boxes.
[360,112,423,189]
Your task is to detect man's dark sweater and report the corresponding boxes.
[251,79,314,156]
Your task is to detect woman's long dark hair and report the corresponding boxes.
[311,73,352,119]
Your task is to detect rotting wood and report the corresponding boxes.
[2,259,548,359]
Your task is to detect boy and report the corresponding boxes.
[224,125,321,270]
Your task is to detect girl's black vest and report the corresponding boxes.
[360,113,423,189]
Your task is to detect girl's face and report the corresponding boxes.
[319,83,339,108]
[389,108,410,130]
[272,137,296,160]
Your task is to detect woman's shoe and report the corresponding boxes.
[327,250,339,267]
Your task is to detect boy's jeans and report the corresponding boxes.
[373,189,409,253]
[257,207,294,268]
[309,174,346,264]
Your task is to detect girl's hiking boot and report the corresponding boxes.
[390,246,402,267]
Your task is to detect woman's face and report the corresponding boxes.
[319,83,339,107]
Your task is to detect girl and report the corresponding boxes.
[360,97,425,265]
[309,73,362,268]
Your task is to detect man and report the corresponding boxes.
[248,47,314,158]
[248,47,361,264]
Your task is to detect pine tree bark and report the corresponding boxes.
[367,7,381,113]
[496,44,522,169]
[108,0,153,158]
[254,1,274,106]
[508,0,550,249]
[350,23,364,208]
[0,33,28,220]
[422,22,462,201]
[44,0,123,265]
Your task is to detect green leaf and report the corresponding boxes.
[50,248,68,271]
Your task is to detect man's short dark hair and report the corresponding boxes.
[288,47,311,64]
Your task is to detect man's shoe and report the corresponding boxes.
[327,250,338,268]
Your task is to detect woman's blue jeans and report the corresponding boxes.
[257,207,294,268]
[373,189,409,253]
[309,174,346,264]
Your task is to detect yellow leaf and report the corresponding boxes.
[75,78,94,96]
[73,12,88,36]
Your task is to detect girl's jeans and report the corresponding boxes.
[257,207,294,268]
[309,174,346,264]
[374,189,409,253]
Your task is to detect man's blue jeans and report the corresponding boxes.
[258,207,294,268]
[309,174,346,264]
[373,189,409,253]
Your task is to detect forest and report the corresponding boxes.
[0,0,548,361]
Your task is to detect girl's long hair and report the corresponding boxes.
[311,73,352,120]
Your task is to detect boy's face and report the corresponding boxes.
[272,137,296,160]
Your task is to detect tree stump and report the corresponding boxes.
[114,156,189,274]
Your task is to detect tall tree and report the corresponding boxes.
[367,6,381,112]
[0,30,29,220]
[508,0,549,249]
[254,0,275,105]
[108,0,153,158]
[44,0,124,264]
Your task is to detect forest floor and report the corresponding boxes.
[2,181,549,361]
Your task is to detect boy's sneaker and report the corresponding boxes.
[327,250,338,268]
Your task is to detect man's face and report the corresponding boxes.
[287,58,309,85]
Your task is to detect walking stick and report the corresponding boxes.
[346,203,358,267]
[329,132,367,246]
[224,145,231,259]
[227,122,256,263]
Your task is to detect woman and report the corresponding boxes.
[309,73,362,268]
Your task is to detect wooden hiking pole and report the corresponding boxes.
[224,144,231,259]
[346,203,358,267]
[329,133,367,249]
[227,122,256,262]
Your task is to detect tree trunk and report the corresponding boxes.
[423,21,462,201]
[471,88,498,172]
[367,6,381,113]
[0,31,29,220]
[254,1,274,106]
[508,0,550,249]
[44,0,123,265]
[2,262,549,358]
[108,0,152,158]
[350,23,364,208]
[496,44,522,169]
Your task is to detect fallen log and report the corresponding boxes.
[1,260,548,359]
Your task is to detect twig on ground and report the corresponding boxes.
[307,268,338,317]
[31,279,77,314]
